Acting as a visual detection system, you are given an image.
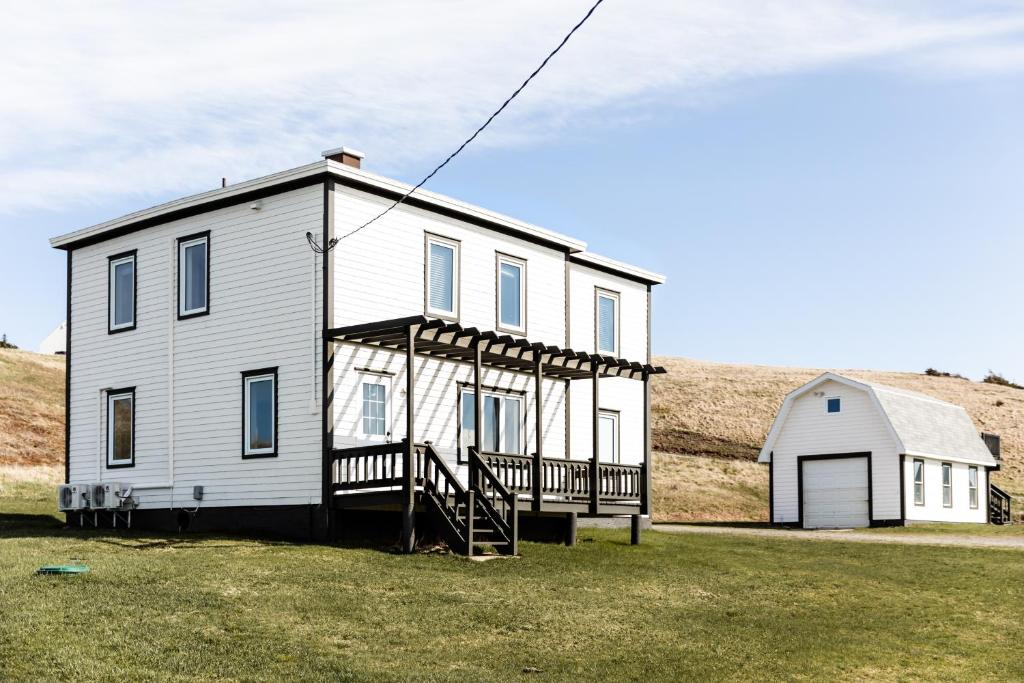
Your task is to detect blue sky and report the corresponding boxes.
[2,1,1023,380]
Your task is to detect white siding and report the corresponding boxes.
[770,380,901,524]
[69,185,324,509]
[903,457,987,524]
[567,263,648,464]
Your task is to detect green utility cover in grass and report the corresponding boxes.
[36,565,89,576]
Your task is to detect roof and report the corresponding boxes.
[326,315,665,381]
[758,372,996,466]
[48,158,663,285]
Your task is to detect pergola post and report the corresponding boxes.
[590,360,600,515]
[641,371,651,516]
[401,325,416,554]
[473,341,483,488]
[532,354,543,512]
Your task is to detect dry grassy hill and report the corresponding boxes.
[1,349,1021,523]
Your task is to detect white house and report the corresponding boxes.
[759,373,1007,528]
[49,148,665,555]
[38,322,67,354]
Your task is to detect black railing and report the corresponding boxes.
[990,484,1012,525]
[469,448,518,555]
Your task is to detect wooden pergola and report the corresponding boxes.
[325,315,666,551]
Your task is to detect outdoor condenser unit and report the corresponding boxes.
[56,484,88,511]
[90,482,127,510]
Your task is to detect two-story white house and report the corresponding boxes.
[51,148,665,555]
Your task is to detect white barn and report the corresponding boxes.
[759,373,1006,528]
[38,322,67,354]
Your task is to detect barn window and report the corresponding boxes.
[942,462,953,507]
[968,466,978,509]
[106,388,135,468]
[913,459,925,505]
[108,251,136,333]
[826,397,841,414]
[243,368,277,458]
[425,234,459,319]
[178,232,209,318]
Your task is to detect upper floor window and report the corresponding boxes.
[108,251,136,333]
[106,387,135,468]
[968,466,978,509]
[942,462,952,507]
[496,253,526,333]
[913,458,924,505]
[360,373,391,439]
[826,397,841,414]
[425,234,459,319]
[178,232,209,318]
[243,368,277,458]
[596,288,619,355]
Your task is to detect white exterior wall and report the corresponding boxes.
[769,380,902,524]
[902,456,988,524]
[567,263,649,465]
[68,186,324,509]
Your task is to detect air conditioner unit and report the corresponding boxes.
[56,484,88,511]
[90,482,127,509]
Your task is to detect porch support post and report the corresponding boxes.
[472,341,483,489]
[565,512,577,546]
[641,371,651,516]
[532,354,543,512]
[590,361,600,515]
[630,514,641,545]
[401,325,416,554]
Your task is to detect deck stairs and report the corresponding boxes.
[990,484,1012,525]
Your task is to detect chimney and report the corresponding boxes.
[322,146,364,169]
[982,432,1001,460]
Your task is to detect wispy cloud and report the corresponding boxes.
[1,0,1022,212]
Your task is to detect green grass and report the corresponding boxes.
[3,480,1024,681]
[860,522,1024,536]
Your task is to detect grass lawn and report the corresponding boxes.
[860,522,1024,536]
[3,478,1024,681]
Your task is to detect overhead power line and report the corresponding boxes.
[307,0,606,254]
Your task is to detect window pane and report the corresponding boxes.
[111,397,132,461]
[913,461,924,504]
[362,383,386,436]
[428,242,454,313]
[461,392,476,453]
[599,414,617,463]
[249,378,274,450]
[184,242,207,312]
[113,260,134,326]
[598,295,615,353]
[504,398,521,454]
[499,262,521,327]
[484,396,500,452]
[942,464,952,506]
[827,398,841,413]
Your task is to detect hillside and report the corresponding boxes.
[0,350,64,467]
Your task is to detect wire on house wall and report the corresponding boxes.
[305,0,606,254]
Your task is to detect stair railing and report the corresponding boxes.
[419,443,472,553]
[990,484,1012,525]
[468,447,519,555]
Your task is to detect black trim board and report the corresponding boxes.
[768,452,774,525]
[321,177,335,541]
[105,387,136,469]
[64,250,72,484]
[241,367,279,459]
[796,452,873,528]
[568,254,662,286]
[176,230,211,320]
[899,453,906,521]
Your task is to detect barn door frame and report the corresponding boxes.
[796,452,872,528]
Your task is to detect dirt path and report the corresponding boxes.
[655,524,1024,550]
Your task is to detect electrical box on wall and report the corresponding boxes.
[193,486,204,501]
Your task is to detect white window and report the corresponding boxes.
[968,466,979,509]
[598,410,619,463]
[243,369,277,457]
[942,462,952,507]
[596,289,619,355]
[496,254,526,333]
[178,232,209,317]
[108,252,136,332]
[107,389,134,467]
[425,234,459,318]
[826,397,841,414]
[913,458,925,506]
[360,374,391,439]
[460,389,523,456]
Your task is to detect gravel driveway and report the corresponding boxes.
[655,524,1024,550]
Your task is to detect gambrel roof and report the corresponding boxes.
[758,372,996,466]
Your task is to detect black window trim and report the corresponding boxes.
[241,367,278,459]
[912,457,925,506]
[106,386,136,469]
[968,465,979,509]
[941,461,953,508]
[107,250,137,334]
[176,230,211,320]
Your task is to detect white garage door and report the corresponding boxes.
[802,457,869,529]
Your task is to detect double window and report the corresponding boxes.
[460,389,523,457]
[968,466,979,509]
[108,251,136,333]
[243,368,277,458]
[106,388,135,468]
[942,462,953,507]
[178,232,209,318]
[360,373,391,439]
[496,253,526,333]
[596,288,619,355]
[913,458,925,505]
[425,234,459,319]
